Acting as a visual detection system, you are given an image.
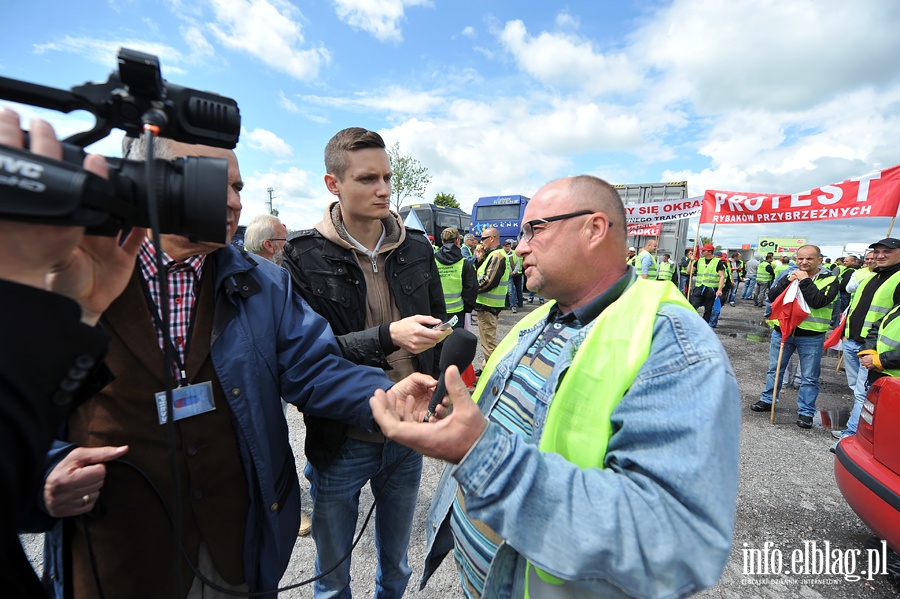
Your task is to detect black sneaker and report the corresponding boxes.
[750,400,771,412]
[797,415,813,429]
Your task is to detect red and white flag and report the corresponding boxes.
[770,280,810,339]
[824,308,847,350]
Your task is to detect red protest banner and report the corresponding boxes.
[700,165,900,225]
[627,223,661,237]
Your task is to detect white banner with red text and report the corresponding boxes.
[700,165,900,225]
[625,197,703,224]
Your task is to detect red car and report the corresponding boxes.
[834,376,900,552]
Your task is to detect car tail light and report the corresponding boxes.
[859,382,879,446]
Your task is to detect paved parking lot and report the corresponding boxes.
[22,295,900,597]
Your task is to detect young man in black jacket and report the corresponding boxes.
[282,127,447,598]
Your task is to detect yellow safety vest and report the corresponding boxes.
[767,274,836,333]
[435,257,465,314]
[470,279,694,599]
[476,248,509,308]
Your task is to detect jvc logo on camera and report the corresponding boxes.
[0,154,46,192]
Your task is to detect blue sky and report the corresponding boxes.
[3,0,900,251]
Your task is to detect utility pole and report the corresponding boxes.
[266,187,279,217]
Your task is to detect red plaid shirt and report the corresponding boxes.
[138,239,206,379]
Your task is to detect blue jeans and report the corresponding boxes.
[759,329,825,417]
[728,283,739,304]
[741,276,756,299]
[841,338,869,436]
[305,438,423,599]
[507,278,519,308]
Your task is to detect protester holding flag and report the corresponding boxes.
[834,238,900,445]
[750,245,837,428]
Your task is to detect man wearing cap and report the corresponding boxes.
[687,244,726,323]
[833,238,900,447]
[749,245,837,428]
[626,246,637,266]
[461,234,478,264]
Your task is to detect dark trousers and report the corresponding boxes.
[690,286,716,322]
[511,275,524,308]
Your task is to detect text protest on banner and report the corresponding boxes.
[700,165,900,225]
[625,197,703,224]
[627,223,661,237]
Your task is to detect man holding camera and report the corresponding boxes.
[23,121,434,598]
[0,109,145,597]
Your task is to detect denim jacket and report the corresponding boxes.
[421,284,740,599]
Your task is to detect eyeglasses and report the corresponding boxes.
[518,210,596,242]
[268,238,287,241]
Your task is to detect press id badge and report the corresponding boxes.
[155,381,216,424]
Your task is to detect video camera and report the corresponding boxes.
[0,48,241,242]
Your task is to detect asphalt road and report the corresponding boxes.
[21,293,900,597]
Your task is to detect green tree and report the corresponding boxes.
[433,192,459,209]
[387,142,431,212]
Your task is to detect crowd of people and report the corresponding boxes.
[6,97,888,599]
[675,240,899,454]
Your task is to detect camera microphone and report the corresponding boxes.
[424,328,478,421]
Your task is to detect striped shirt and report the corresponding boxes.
[449,317,582,599]
[137,240,206,380]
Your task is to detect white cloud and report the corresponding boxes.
[555,11,579,29]
[240,165,330,230]
[206,0,330,80]
[332,0,433,42]
[279,90,300,113]
[303,86,446,115]
[181,25,214,57]
[461,26,475,39]
[498,19,643,96]
[32,36,189,75]
[240,127,294,157]
[634,0,900,112]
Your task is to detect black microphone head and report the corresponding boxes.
[440,328,478,372]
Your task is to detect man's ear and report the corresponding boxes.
[324,173,341,197]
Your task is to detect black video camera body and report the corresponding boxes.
[0,48,241,242]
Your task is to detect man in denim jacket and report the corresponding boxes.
[372,175,740,599]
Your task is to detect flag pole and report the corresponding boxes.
[836,352,844,372]
[887,216,896,237]
[770,341,785,425]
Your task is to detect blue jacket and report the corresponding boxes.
[32,245,392,597]
[420,275,740,598]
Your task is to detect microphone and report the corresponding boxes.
[424,328,478,421]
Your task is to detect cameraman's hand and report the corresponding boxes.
[0,108,145,325]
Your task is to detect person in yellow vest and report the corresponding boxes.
[636,239,658,279]
[687,244,726,323]
[370,175,740,599]
[749,245,838,428]
[858,302,900,382]
[656,253,677,284]
[435,227,477,328]
[474,227,508,370]
[626,246,637,266]
[834,238,900,446]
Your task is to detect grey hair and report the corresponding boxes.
[122,135,178,160]
[243,214,284,254]
[463,234,476,242]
